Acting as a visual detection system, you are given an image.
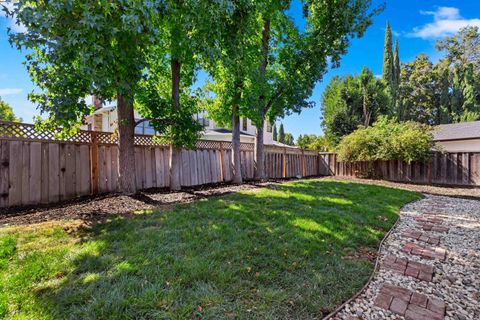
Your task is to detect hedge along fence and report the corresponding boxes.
[0,121,331,208]
[330,152,480,186]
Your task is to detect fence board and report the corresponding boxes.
[0,141,9,207]
[8,141,22,206]
[21,142,30,205]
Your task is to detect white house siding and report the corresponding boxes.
[435,139,480,152]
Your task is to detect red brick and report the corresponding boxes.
[384,255,397,264]
[405,266,420,278]
[410,292,428,307]
[411,247,425,256]
[385,262,406,274]
[422,224,433,231]
[396,257,408,267]
[405,304,444,320]
[408,261,433,273]
[390,297,408,315]
[403,231,422,240]
[417,234,426,241]
[374,292,393,310]
[401,243,416,253]
[432,226,449,233]
[418,270,433,282]
[380,284,412,302]
[427,297,446,316]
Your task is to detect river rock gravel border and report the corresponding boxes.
[331,194,480,320]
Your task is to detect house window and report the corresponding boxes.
[242,118,248,131]
[135,119,156,135]
[266,122,272,133]
[144,121,155,135]
[196,112,210,127]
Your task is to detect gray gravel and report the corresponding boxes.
[333,194,480,320]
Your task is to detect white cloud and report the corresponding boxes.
[409,7,480,39]
[0,88,22,96]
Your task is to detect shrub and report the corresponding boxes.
[337,117,434,163]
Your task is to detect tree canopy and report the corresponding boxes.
[0,97,21,122]
[321,67,390,144]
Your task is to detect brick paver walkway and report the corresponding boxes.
[374,284,445,319]
[332,194,480,320]
[383,255,434,281]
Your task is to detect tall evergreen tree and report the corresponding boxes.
[382,21,394,87]
[272,124,278,141]
[278,123,285,144]
[393,37,401,118]
[393,38,400,88]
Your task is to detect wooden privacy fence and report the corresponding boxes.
[0,121,329,208]
[327,152,480,186]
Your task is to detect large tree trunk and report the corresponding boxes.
[169,58,182,191]
[117,93,137,194]
[231,102,243,184]
[253,18,270,181]
[254,120,265,180]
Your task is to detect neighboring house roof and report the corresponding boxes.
[268,140,299,148]
[433,121,480,141]
[204,128,255,137]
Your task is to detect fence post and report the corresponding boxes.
[90,132,99,195]
[219,142,225,182]
[301,149,306,177]
[282,147,287,178]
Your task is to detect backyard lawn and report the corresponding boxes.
[0,179,421,319]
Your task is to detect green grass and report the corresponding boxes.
[0,179,421,319]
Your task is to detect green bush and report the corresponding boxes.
[337,117,434,163]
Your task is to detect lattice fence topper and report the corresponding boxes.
[0,121,92,144]
[0,121,256,149]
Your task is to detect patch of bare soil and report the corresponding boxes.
[0,181,278,227]
[327,176,480,199]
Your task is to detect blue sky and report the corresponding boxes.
[1,0,480,138]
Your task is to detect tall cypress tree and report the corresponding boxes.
[393,37,400,88]
[382,21,394,87]
[278,123,285,144]
[393,37,401,118]
[272,124,278,141]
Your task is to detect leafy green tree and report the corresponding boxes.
[7,0,162,194]
[278,123,285,144]
[321,67,390,144]
[0,97,21,122]
[284,133,294,146]
[398,54,439,124]
[272,124,278,141]
[307,135,332,152]
[436,26,480,72]
[136,0,230,190]
[396,27,480,124]
[337,117,434,164]
[247,0,381,179]
[202,1,262,184]
[296,134,332,151]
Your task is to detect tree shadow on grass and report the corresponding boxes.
[27,180,420,319]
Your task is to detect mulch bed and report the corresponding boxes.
[0,181,276,227]
[2,176,479,227]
